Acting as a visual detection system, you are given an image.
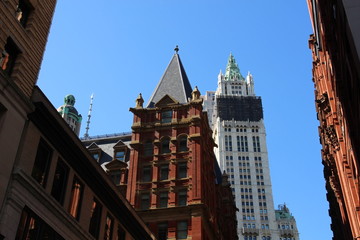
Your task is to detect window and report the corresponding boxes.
[140,193,150,210]
[89,198,102,239]
[92,153,100,161]
[117,225,126,240]
[1,38,20,76]
[159,164,169,180]
[177,221,188,240]
[51,159,69,205]
[143,141,153,156]
[225,135,232,151]
[115,151,125,161]
[159,192,168,208]
[68,176,84,220]
[253,136,261,152]
[31,139,53,187]
[238,136,248,152]
[178,136,188,152]
[142,166,152,182]
[104,214,114,240]
[16,207,64,240]
[178,162,187,178]
[17,0,33,27]
[158,222,168,240]
[178,189,187,206]
[110,170,121,185]
[161,110,172,123]
[161,138,170,154]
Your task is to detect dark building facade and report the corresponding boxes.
[0,1,155,239]
[307,0,360,239]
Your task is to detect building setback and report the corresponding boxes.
[0,1,155,239]
[307,0,360,239]
[83,49,238,240]
[203,54,299,240]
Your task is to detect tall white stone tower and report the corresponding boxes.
[203,54,299,240]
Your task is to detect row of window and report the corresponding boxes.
[143,136,188,156]
[242,223,269,229]
[223,125,259,133]
[157,221,188,240]
[224,135,262,152]
[139,190,188,210]
[31,139,128,240]
[278,224,294,230]
[141,162,187,182]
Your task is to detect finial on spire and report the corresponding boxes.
[191,86,200,101]
[84,93,94,140]
[174,45,179,53]
[135,93,144,108]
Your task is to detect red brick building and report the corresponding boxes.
[307,0,360,239]
[127,49,238,240]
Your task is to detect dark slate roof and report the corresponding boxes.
[216,96,263,121]
[147,53,192,108]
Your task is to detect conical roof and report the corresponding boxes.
[147,48,192,108]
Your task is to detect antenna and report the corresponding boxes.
[84,93,94,139]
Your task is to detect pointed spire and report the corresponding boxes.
[224,53,244,81]
[147,46,192,107]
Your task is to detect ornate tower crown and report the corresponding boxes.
[224,53,244,81]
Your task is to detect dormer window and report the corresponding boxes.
[115,151,125,161]
[161,110,172,123]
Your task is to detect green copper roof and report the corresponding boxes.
[224,53,244,81]
[64,94,76,106]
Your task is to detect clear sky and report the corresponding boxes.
[38,1,332,239]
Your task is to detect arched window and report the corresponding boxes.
[178,135,188,152]
[161,138,170,154]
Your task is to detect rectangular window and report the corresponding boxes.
[178,162,187,179]
[253,136,261,152]
[142,166,152,182]
[177,221,188,239]
[117,225,126,240]
[31,139,53,187]
[161,138,171,154]
[161,110,172,123]
[92,152,100,161]
[159,192,168,208]
[140,193,150,210]
[143,141,153,156]
[110,170,122,185]
[104,214,114,240]
[225,135,232,151]
[68,176,84,220]
[1,38,20,76]
[89,198,102,239]
[51,159,69,205]
[17,0,33,27]
[158,222,168,240]
[15,207,64,240]
[178,189,187,206]
[159,164,169,180]
[115,151,125,161]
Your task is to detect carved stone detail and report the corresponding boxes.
[324,126,340,150]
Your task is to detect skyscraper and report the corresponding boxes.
[203,54,299,240]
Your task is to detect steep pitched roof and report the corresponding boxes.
[147,50,192,108]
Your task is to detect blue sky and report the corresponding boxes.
[38,1,332,239]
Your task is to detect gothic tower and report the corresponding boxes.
[203,54,299,240]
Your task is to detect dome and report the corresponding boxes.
[64,94,76,106]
